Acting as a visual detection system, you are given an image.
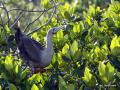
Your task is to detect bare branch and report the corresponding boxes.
[27,0,57,35]
[0,14,10,52]
[24,12,45,32]
[10,11,24,29]
[7,2,62,13]
[0,1,10,26]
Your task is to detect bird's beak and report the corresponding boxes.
[53,25,67,34]
[58,25,66,30]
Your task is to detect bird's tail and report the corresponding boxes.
[15,27,22,45]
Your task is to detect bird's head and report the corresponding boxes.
[48,25,66,36]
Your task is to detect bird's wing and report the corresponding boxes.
[30,38,44,50]
[21,37,44,63]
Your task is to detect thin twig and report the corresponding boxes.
[0,14,9,52]
[27,0,57,35]
[7,2,62,13]
[1,1,10,26]
[10,11,24,29]
[24,11,45,32]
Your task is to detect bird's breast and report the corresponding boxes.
[40,49,54,67]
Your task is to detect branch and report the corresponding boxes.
[7,2,62,13]
[24,11,44,32]
[0,1,10,26]
[10,11,24,29]
[0,14,10,52]
[27,0,57,35]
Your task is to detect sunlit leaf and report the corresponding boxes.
[106,62,115,81]
[62,43,69,54]
[94,46,100,56]
[98,61,105,76]
[20,69,30,80]
[82,67,92,82]
[5,55,13,72]
[28,73,41,84]
[82,67,96,87]
[110,35,120,56]
[9,83,17,90]
[5,25,10,34]
[41,0,49,8]
[59,76,67,90]
[57,30,63,40]
[73,24,80,33]
[64,2,70,11]
[70,40,78,55]
[0,85,1,90]
[15,65,19,74]
[32,32,39,41]
[110,35,120,50]
[31,84,39,90]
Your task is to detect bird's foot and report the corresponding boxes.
[30,66,46,74]
[34,68,46,74]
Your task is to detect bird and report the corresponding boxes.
[15,24,66,73]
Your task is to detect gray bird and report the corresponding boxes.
[15,25,66,73]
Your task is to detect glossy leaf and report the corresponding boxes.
[5,25,10,34]
[9,83,17,90]
[62,43,69,54]
[70,40,78,56]
[98,61,106,76]
[110,35,120,50]
[31,84,39,90]
[106,62,115,81]
[59,76,67,90]
[4,55,13,72]
[57,30,63,40]
[67,84,75,90]
[73,24,80,33]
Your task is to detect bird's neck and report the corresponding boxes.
[41,34,54,67]
[46,35,54,52]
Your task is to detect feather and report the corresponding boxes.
[15,28,44,64]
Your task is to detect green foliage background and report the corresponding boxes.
[0,0,120,90]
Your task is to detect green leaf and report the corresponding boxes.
[41,0,49,8]
[59,76,67,90]
[31,84,39,90]
[70,40,78,55]
[110,35,120,50]
[15,65,19,74]
[110,35,120,56]
[5,25,10,34]
[64,11,71,20]
[82,67,96,87]
[4,55,13,72]
[67,84,75,90]
[28,73,41,84]
[64,2,70,11]
[32,32,39,41]
[98,61,106,76]
[20,69,30,80]
[0,85,2,90]
[9,83,17,90]
[82,67,92,83]
[106,62,115,81]
[57,30,63,41]
[73,24,80,33]
[62,43,69,54]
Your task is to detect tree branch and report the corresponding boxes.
[27,0,57,35]
[23,11,44,32]
[10,11,24,29]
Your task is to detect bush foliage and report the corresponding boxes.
[0,0,120,90]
